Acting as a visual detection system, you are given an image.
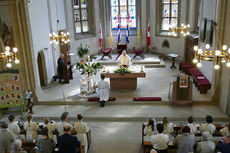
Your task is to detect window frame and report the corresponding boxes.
[161,0,179,32]
[109,0,140,36]
[73,0,89,34]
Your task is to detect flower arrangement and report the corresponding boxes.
[114,67,131,75]
[76,60,102,75]
[77,43,89,58]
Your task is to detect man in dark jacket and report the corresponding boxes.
[57,54,65,83]
[57,125,81,153]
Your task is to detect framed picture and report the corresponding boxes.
[199,18,206,42]
[205,20,213,45]
[179,76,189,88]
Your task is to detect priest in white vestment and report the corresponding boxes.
[116,51,132,67]
[98,74,110,107]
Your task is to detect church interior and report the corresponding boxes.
[0,0,230,153]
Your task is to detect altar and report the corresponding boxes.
[101,66,146,90]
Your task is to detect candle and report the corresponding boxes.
[141,65,144,72]
[88,56,90,65]
[103,66,106,72]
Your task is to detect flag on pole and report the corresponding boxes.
[147,20,151,47]
[99,22,103,47]
[137,19,141,40]
[117,24,121,43]
[126,24,130,43]
[109,20,113,45]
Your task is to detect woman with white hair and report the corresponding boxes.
[196,132,215,153]
[116,50,132,67]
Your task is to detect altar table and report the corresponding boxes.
[101,72,146,90]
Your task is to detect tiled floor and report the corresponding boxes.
[38,60,210,102]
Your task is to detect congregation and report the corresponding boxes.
[0,113,90,153]
[143,116,230,153]
[0,114,230,153]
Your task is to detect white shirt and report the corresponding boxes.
[24,121,39,141]
[98,80,110,101]
[117,54,132,67]
[200,123,216,134]
[8,122,21,139]
[151,133,169,150]
[163,123,174,134]
[187,123,199,135]
[57,121,73,135]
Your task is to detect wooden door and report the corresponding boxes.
[37,53,45,86]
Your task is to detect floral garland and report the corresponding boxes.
[114,67,131,75]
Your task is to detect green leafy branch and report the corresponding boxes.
[114,67,131,75]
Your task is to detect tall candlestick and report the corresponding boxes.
[88,56,90,66]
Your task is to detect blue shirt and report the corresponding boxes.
[217,141,230,153]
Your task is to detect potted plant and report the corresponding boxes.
[77,43,89,59]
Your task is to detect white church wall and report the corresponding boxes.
[64,0,101,64]
[27,0,66,91]
[197,0,219,83]
[219,0,230,114]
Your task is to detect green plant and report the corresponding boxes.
[77,43,89,58]
[76,61,102,75]
[114,67,131,75]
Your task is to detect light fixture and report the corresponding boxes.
[0,46,20,68]
[193,44,230,69]
[168,23,190,36]
[49,20,70,45]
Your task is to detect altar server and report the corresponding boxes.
[73,114,89,153]
[116,51,132,67]
[24,114,39,142]
[98,74,110,107]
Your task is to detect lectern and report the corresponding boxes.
[171,75,192,105]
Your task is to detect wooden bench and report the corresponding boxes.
[179,62,193,75]
[20,126,91,153]
[188,67,211,94]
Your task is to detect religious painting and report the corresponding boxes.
[205,20,213,45]
[179,76,189,88]
[199,18,206,42]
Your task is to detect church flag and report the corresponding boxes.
[99,22,103,47]
[109,19,113,45]
[117,24,121,43]
[137,18,141,40]
[147,20,151,47]
[126,24,130,43]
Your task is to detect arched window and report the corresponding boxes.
[111,0,136,30]
[161,0,179,31]
[73,0,89,33]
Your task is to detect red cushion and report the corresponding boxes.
[88,97,116,101]
[133,97,162,101]
[88,97,99,101]
[134,50,144,53]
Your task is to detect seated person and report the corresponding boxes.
[144,118,157,142]
[220,122,230,137]
[200,115,216,135]
[175,126,196,153]
[187,116,199,135]
[217,134,230,153]
[116,51,132,67]
[150,123,169,153]
[57,112,73,135]
[196,132,215,153]
[8,114,21,139]
[162,117,174,135]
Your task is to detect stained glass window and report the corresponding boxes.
[111,0,136,30]
[73,0,89,33]
[162,0,178,31]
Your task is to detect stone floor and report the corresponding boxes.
[38,59,210,102]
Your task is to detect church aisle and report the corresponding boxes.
[28,104,228,122]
